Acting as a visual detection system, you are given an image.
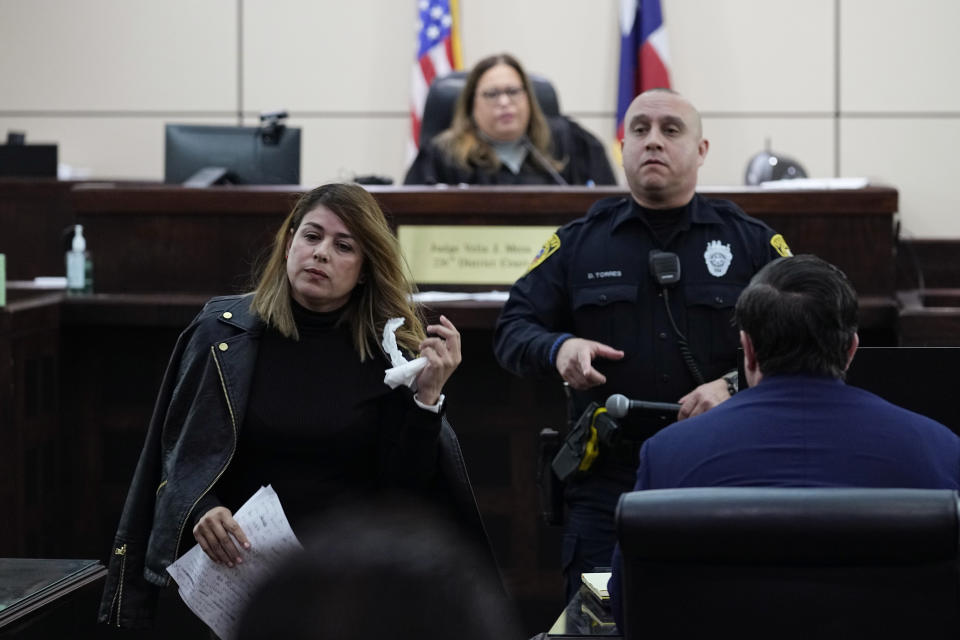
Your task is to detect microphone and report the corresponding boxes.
[605,394,682,419]
[521,137,568,185]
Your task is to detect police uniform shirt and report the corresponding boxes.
[493,193,791,441]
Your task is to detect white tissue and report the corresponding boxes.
[384,357,428,389]
[382,317,427,389]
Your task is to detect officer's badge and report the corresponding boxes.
[526,233,561,273]
[704,240,733,277]
[770,233,793,257]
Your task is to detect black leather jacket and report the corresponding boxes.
[98,294,489,628]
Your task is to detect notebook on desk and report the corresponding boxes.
[581,572,611,601]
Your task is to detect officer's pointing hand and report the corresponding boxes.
[556,337,625,390]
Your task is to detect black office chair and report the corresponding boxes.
[616,487,960,639]
[433,417,503,592]
[418,71,561,148]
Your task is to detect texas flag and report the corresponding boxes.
[615,0,671,142]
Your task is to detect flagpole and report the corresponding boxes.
[450,0,463,69]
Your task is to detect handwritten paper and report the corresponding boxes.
[166,485,302,640]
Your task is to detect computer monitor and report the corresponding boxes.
[164,123,301,186]
[0,144,57,177]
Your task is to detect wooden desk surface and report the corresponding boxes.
[0,558,106,630]
[63,183,900,299]
[68,182,897,214]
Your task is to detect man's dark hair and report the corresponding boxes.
[734,254,858,378]
[235,496,523,640]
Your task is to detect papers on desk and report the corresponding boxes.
[581,571,611,601]
[166,485,302,640]
[32,277,68,288]
[411,290,509,303]
[759,177,869,190]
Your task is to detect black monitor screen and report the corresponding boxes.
[0,144,57,177]
[738,347,960,435]
[164,124,301,186]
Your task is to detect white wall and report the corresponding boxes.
[1,0,958,236]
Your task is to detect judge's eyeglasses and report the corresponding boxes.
[478,86,526,103]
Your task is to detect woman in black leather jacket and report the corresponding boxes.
[98,183,464,629]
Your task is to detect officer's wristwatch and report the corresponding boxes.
[723,371,738,397]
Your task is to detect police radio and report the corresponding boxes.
[649,250,681,287]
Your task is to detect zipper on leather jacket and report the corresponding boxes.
[171,344,239,565]
[111,544,127,627]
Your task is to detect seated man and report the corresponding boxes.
[608,254,960,626]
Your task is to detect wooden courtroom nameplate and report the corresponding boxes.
[398,225,557,285]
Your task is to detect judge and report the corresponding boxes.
[404,53,616,186]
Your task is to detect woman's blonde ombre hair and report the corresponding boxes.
[251,183,425,361]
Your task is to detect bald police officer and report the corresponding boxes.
[494,89,792,601]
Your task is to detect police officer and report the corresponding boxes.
[493,88,792,602]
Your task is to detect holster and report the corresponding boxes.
[537,427,565,526]
[551,403,621,483]
[537,397,624,526]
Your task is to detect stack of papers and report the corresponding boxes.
[166,485,301,640]
[759,177,869,190]
[581,571,611,601]
[411,290,509,303]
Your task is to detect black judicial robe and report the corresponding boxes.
[404,115,617,186]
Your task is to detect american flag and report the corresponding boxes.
[409,0,462,156]
[616,0,671,142]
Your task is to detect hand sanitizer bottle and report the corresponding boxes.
[66,224,93,294]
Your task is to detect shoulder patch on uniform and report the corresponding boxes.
[770,233,793,257]
[526,233,561,273]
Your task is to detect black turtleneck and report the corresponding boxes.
[213,300,439,531]
[631,198,692,247]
